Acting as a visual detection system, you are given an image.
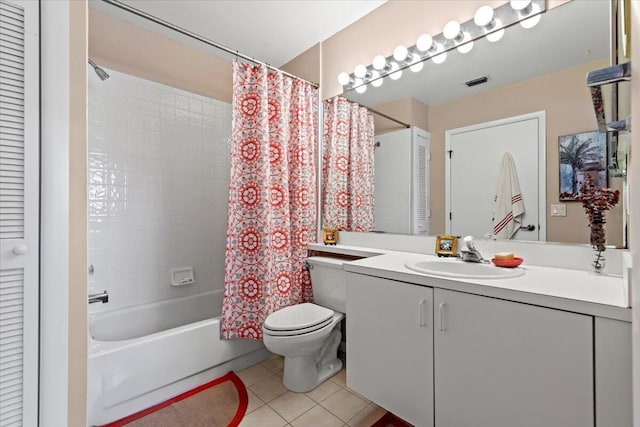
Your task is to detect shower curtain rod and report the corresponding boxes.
[101,0,320,89]
[366,106,411,128]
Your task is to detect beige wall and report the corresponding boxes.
[373,97,429,134]
[69,2,88,426]
[281,42,321,87]
[89,9,232,103]
[428,58,623,246]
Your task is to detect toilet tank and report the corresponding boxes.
[307,256,346,314]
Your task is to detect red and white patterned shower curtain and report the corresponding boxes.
[221,62,318,340]
[322,97,375,231]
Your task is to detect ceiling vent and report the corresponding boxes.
[465,76,491,87]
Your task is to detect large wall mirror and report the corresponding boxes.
[326,0,628,247]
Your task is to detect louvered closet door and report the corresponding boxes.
[0,1,39,426]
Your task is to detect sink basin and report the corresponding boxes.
[405,259,524,279]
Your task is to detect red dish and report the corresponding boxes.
[491,257,523,268]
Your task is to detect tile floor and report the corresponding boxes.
[237,356,387,427]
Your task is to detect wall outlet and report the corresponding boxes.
[550,204,567,217]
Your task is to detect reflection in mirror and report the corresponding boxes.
[328,0,626,247]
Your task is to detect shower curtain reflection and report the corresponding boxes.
[322,97,376,232]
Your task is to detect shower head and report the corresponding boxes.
[88,59,110,81]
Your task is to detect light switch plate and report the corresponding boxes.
[550,204,567,217]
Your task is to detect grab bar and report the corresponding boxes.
[88,291,109,304]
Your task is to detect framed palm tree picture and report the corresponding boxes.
[559,130,607,201]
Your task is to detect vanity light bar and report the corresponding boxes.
[340,0,546,92]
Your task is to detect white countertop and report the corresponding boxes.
[309,243,631,322]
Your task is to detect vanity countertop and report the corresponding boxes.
[308,244,631,322]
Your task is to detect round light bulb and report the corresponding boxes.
[431,45,447,64]
[354,64,367,78]
[474,5,494,27]
[443,20,461,40]
[393,45,409,62]
[337,72,351,86]
[457,39,474,54]
[353,78,365,93]
[388,62,402,80]
[409,57,424,73]
[520,13,541,29]
[486,28,505,42]
[355,84,367,94]
[510,0,531,11]
[370,70,383,87]
[372,54,387,71]
[416,34,433,52]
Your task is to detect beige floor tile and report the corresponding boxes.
[344,386,371,404]
[306,379,342,403]
[238,363,273,387]
[347,403,387,427]
[329,368,347,387]
[246,389,265,414]
[239,404,288,427]
[250,374,288,403]
[320,388,369,422]
[291,405,345,427]
[261,356,285,374]
[269,391,317,422]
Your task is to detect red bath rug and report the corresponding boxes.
[370,411,414,427]
[102,371,248,427]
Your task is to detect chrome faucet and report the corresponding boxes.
[460,236,487,263]
[88,291,109,304]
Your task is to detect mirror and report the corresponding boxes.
[328,0,627,247]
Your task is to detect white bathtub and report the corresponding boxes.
[87,290,269,426]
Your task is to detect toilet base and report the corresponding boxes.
[283,356,343,393]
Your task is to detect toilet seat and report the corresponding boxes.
[263,303,334,336]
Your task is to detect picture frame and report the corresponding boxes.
[435,235,457,257]
[323,228,338,245]
[559,130,607,201]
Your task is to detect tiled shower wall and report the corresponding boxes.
[88,68,232,312]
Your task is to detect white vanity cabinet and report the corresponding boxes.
[346,274,434,427]
[434,288,594,427]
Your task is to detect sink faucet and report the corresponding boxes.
[460,236,487,263]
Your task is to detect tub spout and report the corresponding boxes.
[89,291,109,304]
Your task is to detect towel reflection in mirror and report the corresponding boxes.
[322,97,376,231]
[492,152,525,239]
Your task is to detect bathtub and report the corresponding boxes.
[87,290,269,426]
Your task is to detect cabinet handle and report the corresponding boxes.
[439,302,447,331]
[419,299,426,327]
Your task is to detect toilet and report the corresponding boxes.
[262,256,346,392]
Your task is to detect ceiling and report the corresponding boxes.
[89,0,387,67]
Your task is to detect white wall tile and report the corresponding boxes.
[88,68,233,313]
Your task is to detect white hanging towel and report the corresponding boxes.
[492,152,525,239]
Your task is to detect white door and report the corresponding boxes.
[445,112,545,241]
[0,0,39,425]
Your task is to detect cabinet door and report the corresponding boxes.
[347,274,433,427]
[434,288,593,427]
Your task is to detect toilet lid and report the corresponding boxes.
[263,303,333,331]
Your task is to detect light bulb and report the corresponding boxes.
[370,70,383,87]
[337,72,351,86]
[416,34,433,52]
[510,0,531,11]
[474,5,494,27]
[457,39,474,54]
[393,45,409,62]
[520,13,541,29]
[431,45,447,64]
[372,54,387,71]
[353,78,365,93]
[354,64,368,78]
[355,84,367,94]
[388,62,402,80]
[443,20,461,40]
[487,28,505,42]
[409,56,423,73]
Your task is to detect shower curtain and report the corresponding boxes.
[322,97,375,231]
[221,62,318,340]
